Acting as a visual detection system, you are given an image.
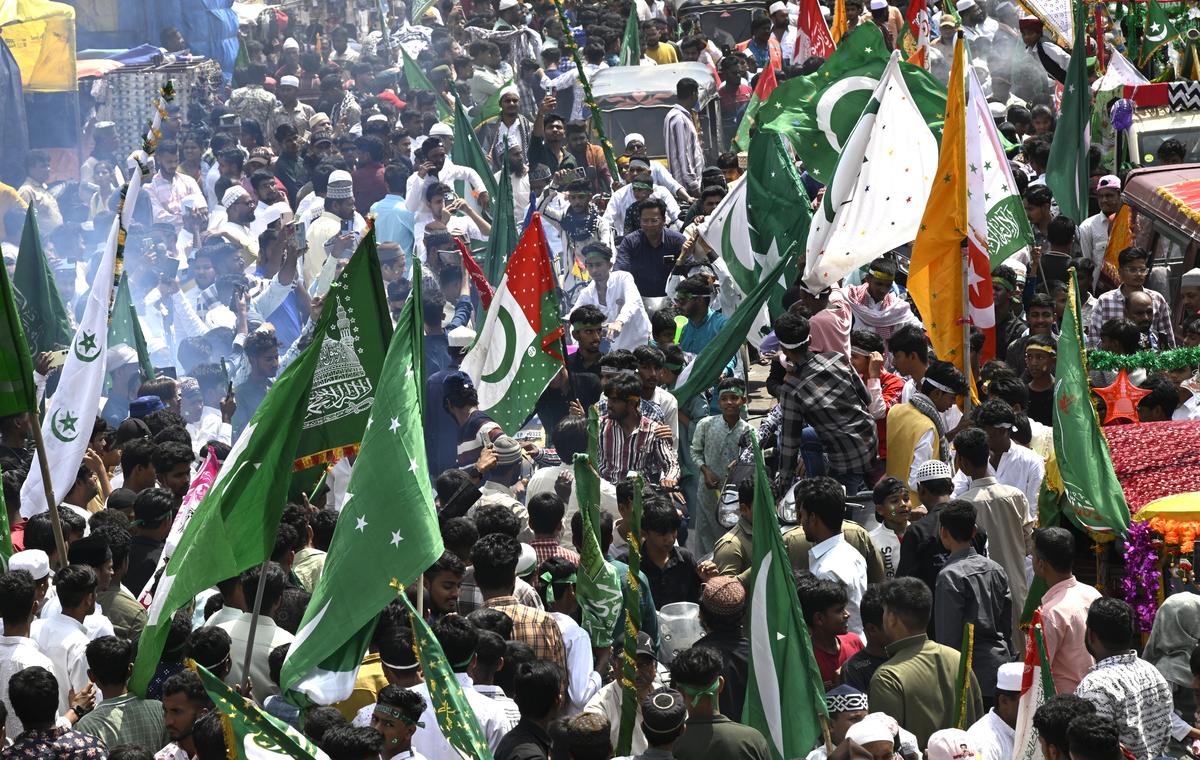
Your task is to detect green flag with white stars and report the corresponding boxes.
[281,262,442,707]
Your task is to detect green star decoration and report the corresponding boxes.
[58,411,78,434]
[78,332,97,353]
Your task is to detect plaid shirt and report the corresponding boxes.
[596,414,680,484]
[778,351,877,479]
[74,694,168,753]
[530,538,580,567]
[1086,287,1175,348]
[484,596,568,672]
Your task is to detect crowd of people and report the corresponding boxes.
[1,0,1200,759]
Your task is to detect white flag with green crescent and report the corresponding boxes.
[20,163,143,516]
[461,213,565,435]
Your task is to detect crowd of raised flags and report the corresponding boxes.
[5,0,1200,759]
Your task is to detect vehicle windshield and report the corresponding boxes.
[1136,127,1200,165]
[596,106,674,158]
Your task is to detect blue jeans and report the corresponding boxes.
[801,426,826,476]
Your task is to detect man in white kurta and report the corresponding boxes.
[966,663,1022,760]
[571,244,651,351]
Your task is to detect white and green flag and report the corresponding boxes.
[282,264,443,706]
[698,131,811,349]
[803,51,938,289]
[966,67,1034,268]
[461,213,565,435]
[755,23,947,184]
[20,165,145,516]
[743,437,827,760]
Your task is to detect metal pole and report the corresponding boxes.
[416,578,425,620]
[240,560,270,692]
[27,412,68,569]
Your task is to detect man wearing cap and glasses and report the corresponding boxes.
[896,460,987,595]
[603,158,681,239]
[304,170,359,292]
[268,72,316,144]
[1077,175,1124,284]
[624,134,688,203]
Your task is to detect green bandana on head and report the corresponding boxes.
[540,570,577,603]
[678,677,720,706]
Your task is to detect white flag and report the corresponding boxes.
[803,51,939,289]
[20,166,143,517]
[966,68,1035,267]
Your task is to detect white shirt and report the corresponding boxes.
[0,634,55,733]
[406,162,489,226]
[868,523,902,579]
[473,683,521,727]
[1173,392,1200,421]
[36,597,114,640]
[967,708,1016,760]
[144,171,206,226]
[551,611,602,715]
[33,612,91,712]
[953,444,1045,520]
[409,674,514,760]
[809,533,868,635]
[572,271,651,351]
[1077,212,1111,287]
[187,406,233,454]
[602,183,680,238]
[217,610,295,705]
[525,464,619,549]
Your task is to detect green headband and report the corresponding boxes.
[994,275,1017,292]
[678,677,720,706]
[373,704,425,728]
[540,570,577,603]
[663,361,684,372]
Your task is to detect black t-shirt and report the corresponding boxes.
[125,535,165,597]
[1028,384,1054,426]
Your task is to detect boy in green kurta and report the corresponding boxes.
[690,378,750,557]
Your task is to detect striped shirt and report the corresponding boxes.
[596,414,680,485]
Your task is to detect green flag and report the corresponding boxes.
[401,48,453,122]
[397,587,496,760]
[698,132,811,351]
[615,474,644,756]
[0,463,13,564]
[129,264,342,697]
[291,230,393,493]
[12,205,72,356]
[618,2,641,66]
[191,662,327,760]
[573,453,623,649]
[471,79,514,128]
[281,262,443,706]
[756,23,946,183]
[743,436,825,760]
[1045,1,1093,224]
[0,252,35,419]
[732,63,778,152]
[460,216,565,435]
[671,247,800,404]
[1139,0,1179,65]
[107,273,154,382]
[1050,269,1130,538]
[483,150,517,286]
[452,93,500,200]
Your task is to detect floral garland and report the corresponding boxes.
[1088,345,1200,372]
[1121,521,1162,633]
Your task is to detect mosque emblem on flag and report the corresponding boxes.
[304,297,374,429]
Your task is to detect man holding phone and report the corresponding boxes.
[304,170,359,293]
[146,142,206,227]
